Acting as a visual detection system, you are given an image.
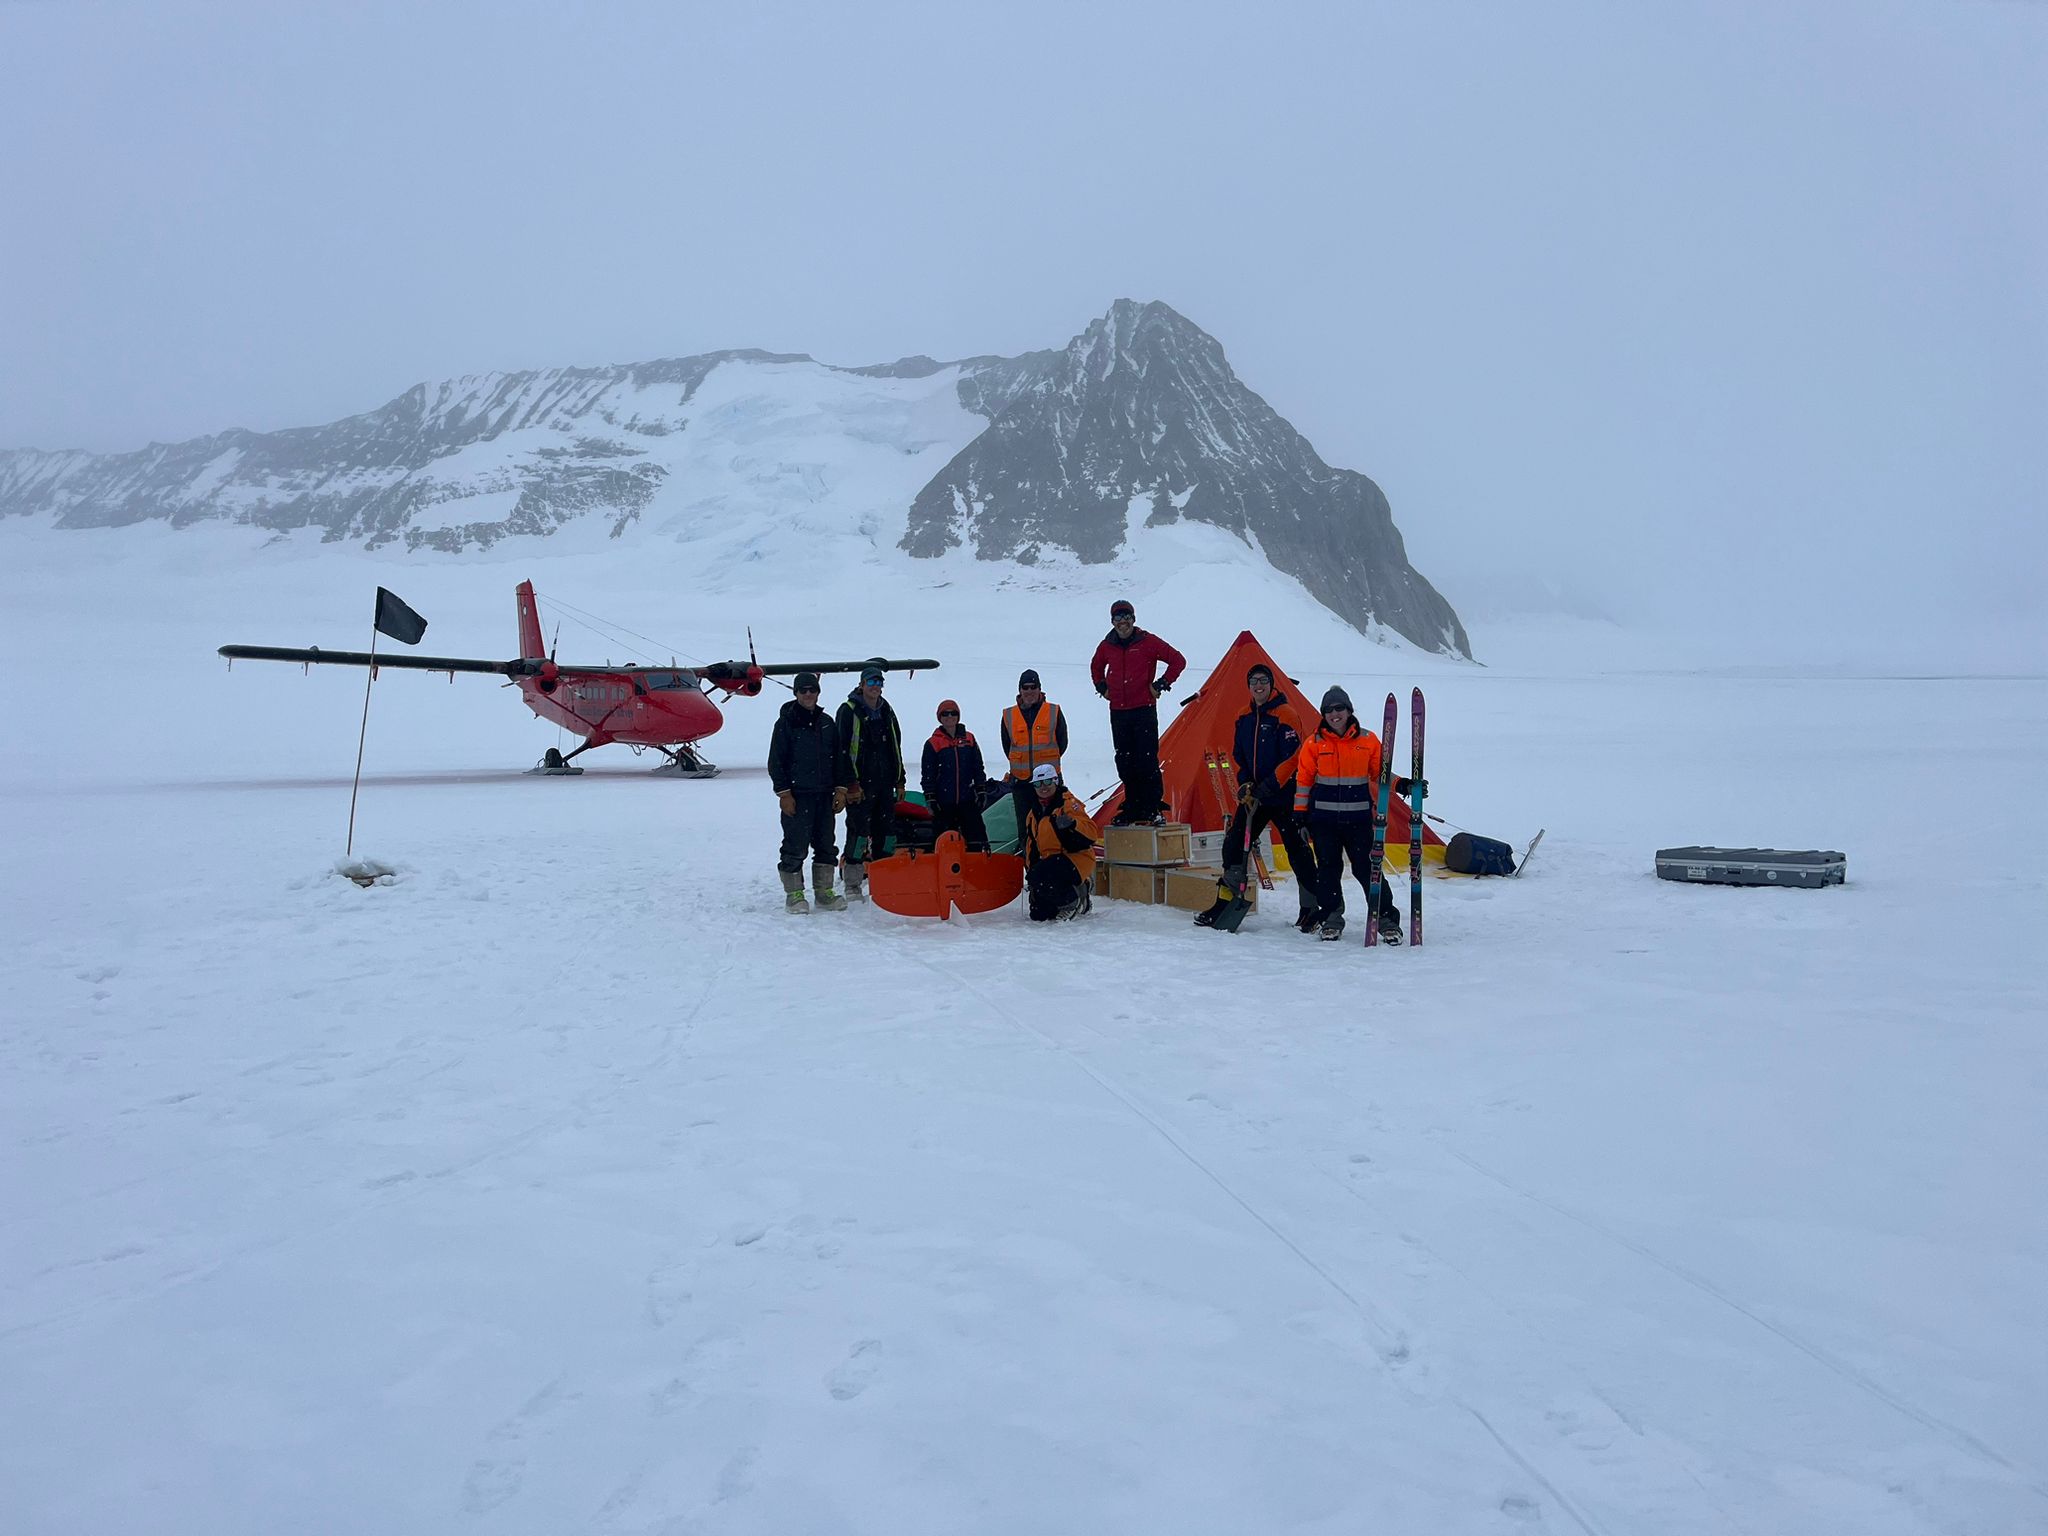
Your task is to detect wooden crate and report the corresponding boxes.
[1163,866,1258,913]
[1102,822,1192,867]
[1189,827,1276,868]
[1105,864,1168,904]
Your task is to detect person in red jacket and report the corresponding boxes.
[1088,598,1186,825]
[1292,685,1425,942]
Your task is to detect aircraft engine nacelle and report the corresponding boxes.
[698,661,765,698]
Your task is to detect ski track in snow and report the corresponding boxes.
[2,539,2046,1534]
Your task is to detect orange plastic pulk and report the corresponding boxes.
[865,832,1024,920]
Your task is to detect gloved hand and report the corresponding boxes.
[1154,678,1172,696]
[1237,783,1255,807]
[777,789,796,817]
[1095,682,1110,700]
[830,786,847,812]
[1401,777,1428,799]
[1052,812,1075,832]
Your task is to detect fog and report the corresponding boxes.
[2,0,2041,663]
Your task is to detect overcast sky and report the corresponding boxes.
[2,0,2042,651]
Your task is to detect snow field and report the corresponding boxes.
[1,527,2045,1533]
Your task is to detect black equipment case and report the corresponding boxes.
[1445,832,1518,876]
[1654,847,1845,888]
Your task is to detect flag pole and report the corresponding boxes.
[345,624,380,859]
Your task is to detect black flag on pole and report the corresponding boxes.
[373,587,428,646]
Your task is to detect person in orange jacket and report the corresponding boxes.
[1292,686,1425,942]
[1020,763,1101,921]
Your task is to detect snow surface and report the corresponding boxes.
[2,522,2045,1535]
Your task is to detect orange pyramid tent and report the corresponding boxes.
[1094,630,1445,862]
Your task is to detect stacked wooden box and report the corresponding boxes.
[1092,823,1255,914]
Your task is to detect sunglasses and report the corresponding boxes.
[796,686,820,695]
[939,710,959,718]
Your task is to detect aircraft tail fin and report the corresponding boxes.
[515,581,545,660]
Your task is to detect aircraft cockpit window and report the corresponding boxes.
[641,671,699,691]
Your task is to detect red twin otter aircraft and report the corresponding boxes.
[219,579,940,777]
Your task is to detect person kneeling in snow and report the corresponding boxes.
[1020,763,1101,921]
[921,699,990,850]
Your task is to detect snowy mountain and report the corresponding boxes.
[904,301,1468,658]
[0,302,1470,656]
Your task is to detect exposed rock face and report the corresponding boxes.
[0,353,783,551]
[0,306,1468,654]
[903,301,1467,656]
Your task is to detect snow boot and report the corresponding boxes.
[1377,918,1404,946]
[779,867,810,914]
[1295,907,1323,934]
[1057,887,1092,921]
[812,861,848,912]
[842,860,866,902]
[1318,914,1345,942]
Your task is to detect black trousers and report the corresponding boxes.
[1026,855,1086,921]
[930,801,990,851]
[1224,800,1319,916]
[1309,816,1400,927]
[1110,705,1163,819]
[844,783,896,863]
[777,791,838,872]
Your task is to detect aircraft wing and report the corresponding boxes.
[219,645,546,677]
[699,656,941,684]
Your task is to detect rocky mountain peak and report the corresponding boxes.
[0,304,1470,656]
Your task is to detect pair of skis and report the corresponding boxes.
[1364,688,1425,948]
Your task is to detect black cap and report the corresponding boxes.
[860,666,885,687]
[792,670,821,693]
[1018,668,1041,689]
[1246,663,1274,685]
[1320,685,1353,713]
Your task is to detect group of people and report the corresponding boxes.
[766,597,1424,938]
[1194,667,1423,943]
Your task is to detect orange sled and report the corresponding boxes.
[867,831,1024,920]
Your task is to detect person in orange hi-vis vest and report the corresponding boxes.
[1292,686,1425,943]
[999,667,1068,817]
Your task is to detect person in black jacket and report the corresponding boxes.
[767,671,851,912]
[1196,663,1323,932]
[920,698,990,850]
[835,666,905,901]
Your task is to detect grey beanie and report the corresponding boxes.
[1320,685,1353,713]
